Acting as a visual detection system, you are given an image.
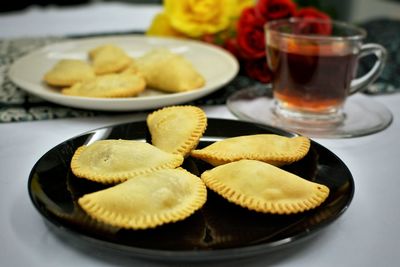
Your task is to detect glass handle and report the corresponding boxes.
[350,43,387,95]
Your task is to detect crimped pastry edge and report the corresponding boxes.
[201,164,329,215]
[70,144,184,184]
[78,169,207,229]
[191,135,311,166]
[147,105,208,157]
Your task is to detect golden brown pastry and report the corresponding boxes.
[78,168,207,229]
[61,73,146,98]
[43,59,95,87]
[190,134,310,166]
[201,159,329,214]
[147,105,207,157]
[89,44,132,75]
[70,139,184,184]
[135,48,205,92]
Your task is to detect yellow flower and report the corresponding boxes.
[146,0,255,40]
[164,0,236,38]
[146,13,183,37]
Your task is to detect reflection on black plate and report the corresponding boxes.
[28,119,354,261]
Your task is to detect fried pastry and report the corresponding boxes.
[43,59,95,87]
[61,73,145,98]
[78,168,207,229]
[89,44,132,75]
[121,63,143,76]
[135,48,205,92]
[201,160,329,214]
[191,134,310,166]
[70,139,184,184]
[147,105,207,157]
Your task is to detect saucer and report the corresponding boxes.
[227,85,393,138]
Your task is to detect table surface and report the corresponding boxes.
[1,2,400,267]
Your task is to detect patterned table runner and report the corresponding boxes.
[0,35,266,122]
[1,18,399,123]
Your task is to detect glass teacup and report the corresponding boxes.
[265,18,387,125]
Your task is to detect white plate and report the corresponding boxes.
[8,35,239,111]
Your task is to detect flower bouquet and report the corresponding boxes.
[147,0,330,83]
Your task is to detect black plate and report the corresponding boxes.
[28,119,354,262]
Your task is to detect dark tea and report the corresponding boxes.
[267,44,358,113]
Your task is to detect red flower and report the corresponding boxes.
[295,7,332,35]
[201,33,216,44]
[224,1,331,83]
[295,7,330,20]
[244,57,272,84]
[256,0,297,21]
[236,7,266,59]
[223,38,242,59]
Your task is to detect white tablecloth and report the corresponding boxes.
[1,2,399,267]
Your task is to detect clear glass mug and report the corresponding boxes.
[265,18,387,124]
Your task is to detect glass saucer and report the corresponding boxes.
[227,85,393,138]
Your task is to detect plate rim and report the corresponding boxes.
[27,118,355,261]
[9,35,239,111]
